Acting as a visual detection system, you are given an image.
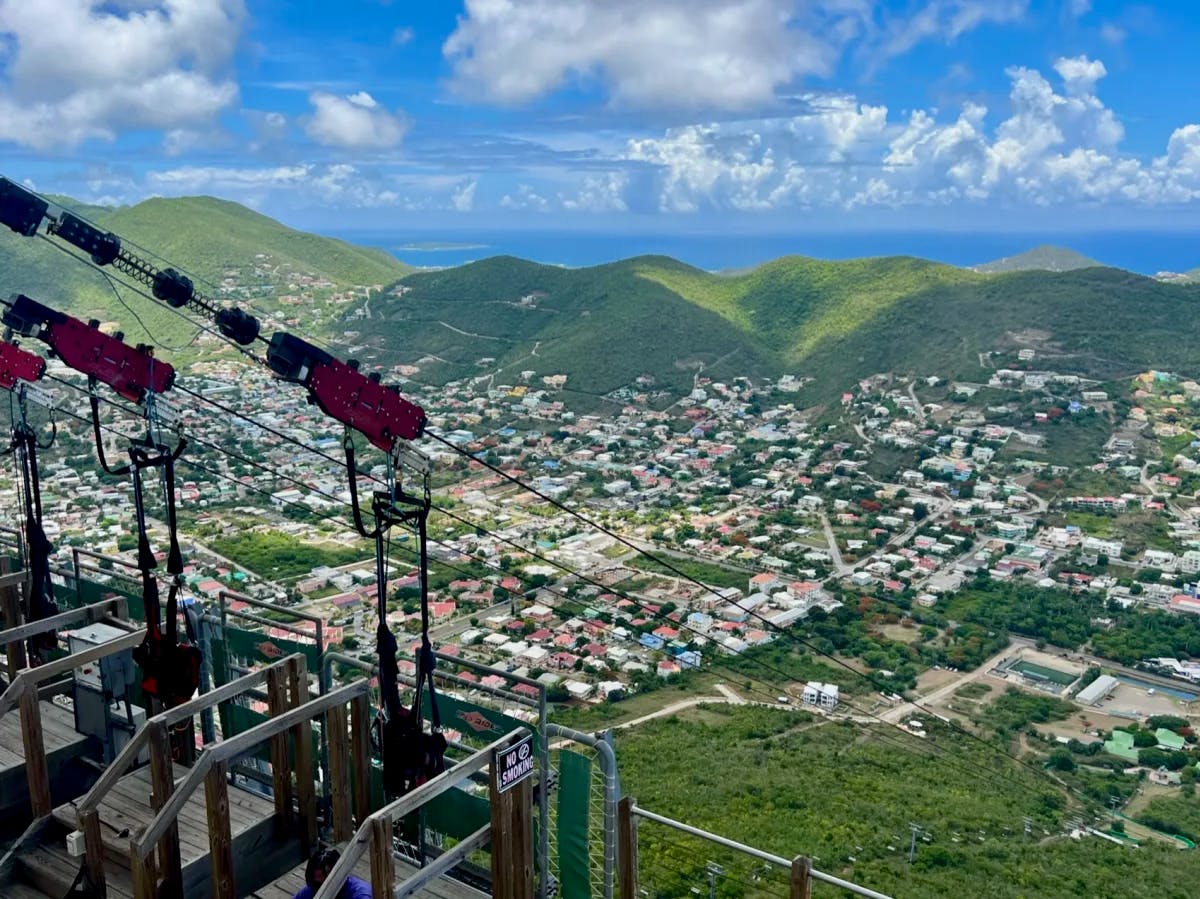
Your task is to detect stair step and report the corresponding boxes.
[15,845,80,897]
[16,840,136,899]
[6,883,54,899]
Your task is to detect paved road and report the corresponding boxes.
[880,639,1031,723]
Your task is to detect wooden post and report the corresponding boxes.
[148,720,183,897]
[1,558,27,680]
[289,657,317,850]
[350,691,372,819]
[19,683,51,816]
[327,702,353,841]
[490,751,534,899]
[129,838,156,899]
[267,664,294,828]
[617,798,638,899]
[205,760,236,899]
[370,815,395,899]
[789,856,812,899]
[79,808,107,897]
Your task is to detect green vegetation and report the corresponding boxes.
[0,193,409,347]
[941,579,1200,665]
[978,688,1076,736]
[1135,795,1200,843]
[372,252,1200,399]
[972,244,1102,273]
[208,530,368,579]
[624,554,748,591]
[617,705,1200,898]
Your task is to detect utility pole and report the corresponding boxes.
[908,823,928,864]
[1022,817,1033,843]
[705,862,724,899]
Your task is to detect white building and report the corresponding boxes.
[801,681,840,710]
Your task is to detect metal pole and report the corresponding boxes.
[546,723,617,899]
[538,687,550,899]
[631,806,894,899]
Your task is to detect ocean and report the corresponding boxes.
[330,228,1200,276]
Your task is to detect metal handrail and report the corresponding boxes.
[0,629,143,720]
[313,728,528,899]
[630,805,894,899]
[130,680,369,859]
[0,596,128,649]
[75,653,306,817]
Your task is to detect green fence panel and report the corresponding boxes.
[557,750,592,899]
[430,693,536,751]
[218,702,318,772]
[225,625,319,671]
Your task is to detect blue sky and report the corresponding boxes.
[3,1,1200,236]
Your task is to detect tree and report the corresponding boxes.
[1048,748,1077,772]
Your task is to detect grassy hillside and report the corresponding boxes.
[359,256,778,394]
[359,252,1200,399]
[618,704,1200,899]
[974,244,1103,273]
[0,194,409,348]
[635,254,980,360]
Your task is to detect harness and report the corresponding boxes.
[347,437,446,797]
[6,382,58,663]
[89,375,200,711]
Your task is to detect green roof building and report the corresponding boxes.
[1104,729,1140,762]
[1156,728,1187,752]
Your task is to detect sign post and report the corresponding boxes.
[491,733,535,899]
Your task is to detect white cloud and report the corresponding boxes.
[451,180,477,211]
[444,1,1031,111]
[444,0,871,111]
[304,90,409,149]
[0,0,243,148]
[876,1,1027,61]
[392,26,413,45]
[1067,0,1091,17]
[561,173,629,212]
[623,55,1200,211]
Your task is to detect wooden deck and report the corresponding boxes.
[250,851,489,899]
[0,700,91,820]
[49,765,300,897]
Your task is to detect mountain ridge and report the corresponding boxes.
[972,244,1103,273]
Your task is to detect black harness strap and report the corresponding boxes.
[358,439,445,799]
[11,386,58,663]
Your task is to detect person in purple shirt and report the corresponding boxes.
[292,846,373,899]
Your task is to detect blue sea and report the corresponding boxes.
[330,228,1200,276]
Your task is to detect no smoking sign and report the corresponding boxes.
[495,733,535,793]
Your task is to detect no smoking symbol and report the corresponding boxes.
[518,741,531,760]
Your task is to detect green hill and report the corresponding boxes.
[0,194,410,347]
[367,253,1200,398]
[357,255,778,394]
[973,244,1102,273]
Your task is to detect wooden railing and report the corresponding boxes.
[314,728,532,899]
[126,675,371,899]
[0,628,144,817]
[74,652,319,896]
[0,567,30,678]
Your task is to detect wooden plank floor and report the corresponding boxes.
[0,701,87,772]
[51,764,279,869]
[251,852,489,899]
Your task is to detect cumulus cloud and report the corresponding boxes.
[451,179,477,211]
[304,91,409,149]
[444,1,1032,111]
[623,55,1200,211]
[445,0,870,111]
[0,0,243,148]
